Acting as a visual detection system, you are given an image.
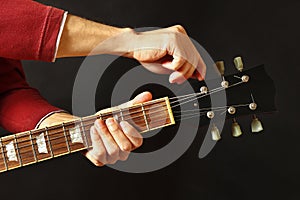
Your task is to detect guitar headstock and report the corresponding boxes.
[172,56,276,141]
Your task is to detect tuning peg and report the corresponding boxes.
[234,56,244,72]
[215,61,229,88]
[251,115,263,133]
[215,61,225,76]
[232,118,243,137]
[249,102,257,110]
[200,86,208,94]
[221,80,229,88]
[207,111,215,119]
[211,124,221,141]
[227,106,236,115]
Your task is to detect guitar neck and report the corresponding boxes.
[0,97,175,172]
[0,64,277,174]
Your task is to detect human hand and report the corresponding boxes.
[83,91,152,166]
[124,25,206,84]
[56,15,205,84]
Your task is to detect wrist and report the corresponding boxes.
[94,27,137,57]
[38,112,78,128]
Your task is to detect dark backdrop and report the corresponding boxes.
[1,0,299,200]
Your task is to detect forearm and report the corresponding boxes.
[56,15,134,58]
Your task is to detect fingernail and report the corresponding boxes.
[119,121,128,132]
[169,75,175,83]
[106,118,115,125]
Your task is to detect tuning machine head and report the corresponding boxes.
[234,56,244,72]
[232,118,243,137]
[206,112,221,141]
[211,124,221,141]
[215,61,230,88]
[251,115,263,133]
[215,61,225,76]
[227,107,242,137]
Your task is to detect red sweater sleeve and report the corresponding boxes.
[0,58,62,133]
[0,0,65,61]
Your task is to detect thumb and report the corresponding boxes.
[119,91,152,108]
[131,91,153,104]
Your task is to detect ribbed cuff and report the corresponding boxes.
[52,11,68,62]
[35,109,69,129]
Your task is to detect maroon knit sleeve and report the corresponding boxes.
[0,58,62,133]
[0,0,65,61]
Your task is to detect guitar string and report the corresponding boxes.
[0,113,175,162]
[7,106,170,148]
[173,103,250,114]
[0,83,247,160]
[1,83,227,148]
[11,80,244,163]
[1,111,212,167]
[11,111,214,160]
[170,81,244,108]
[4,97,237,149]
[0,102,252,162]
[3,107,247,168]
[1,109,193,155]
[0,80,247,165]
[168,78,243,103]
[72,79,243,122]
[82,79,243,120]
[104,80,241,121]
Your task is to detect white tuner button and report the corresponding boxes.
[227,106,236,114]
[221,80,229,88]
[242,75,249,82]
[207,111,215,119]
[249,102,257,110]
[200,86,208,94]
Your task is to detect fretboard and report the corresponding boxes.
[0,97,174,172]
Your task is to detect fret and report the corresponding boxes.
[126,105,148,132]
[80,118,89,148]
[141,103,150,131]
[64,121,85,152]
[0,139,8,172]
[82,117,95,148]
[81,116,96,148]
[29,131,38,163]
[0,96,177,174]
[146,104,169,130]
[141,97,175,132]
[67,117,95,151]
[1,135,21,170]
[165,97,175,125]
[119,108,124,121]
[14,134,22,166]
[31,129,53,161]
[62,123,71,153]
[16,132,36,166]
[47,125,69,157]
[45,127,54,158]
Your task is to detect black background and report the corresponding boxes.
[1,0,299,199]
